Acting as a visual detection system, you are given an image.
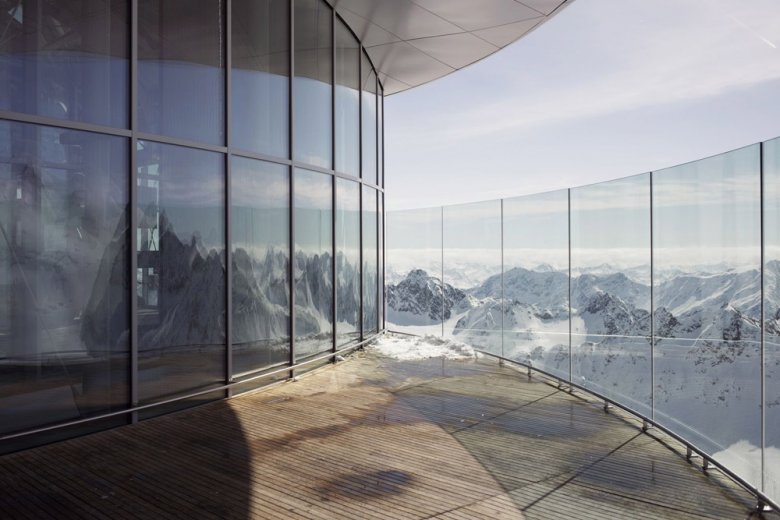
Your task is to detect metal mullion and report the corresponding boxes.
[0,110,132,138]
[441,205,444,337]
[225,0,233,395]
[332,176,338,354]
[375,184,380,331]
[501,198,504,358]
[231,147,293,166]
[291,160,337,176]
[134,132,228,154]
[129,0,139,424]
[568,188,572,383]
[289,0,296,378]
[331,6,337,356]
[760,142,766,493]
[358,43,364,341]
[359,181,364,341]
[650,172,655,422]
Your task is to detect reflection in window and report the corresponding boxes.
[570,174,651,415]
[136,141,225,409]
[232,157,290,375]
[363,186,377,333]
[138,0,225,145]
[335,19,360,177]
[336,179,360,345]
[294,168,332,357]
[0,121,129,439]
[764,136,780,500]
[502,190,570,380]
[0,0,128,128]
[293,0,332,168]
[232,0,289,157]
[361,54,377,183]
[653,145,760,483]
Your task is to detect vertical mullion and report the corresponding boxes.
[501,198,504,358]
[331,7,337,355]
[650,172,655,422]
[441,205,444,337]
[358,45,363,341]
[289,0,296,375]
[568,188,572,383]
[374,75,380,330]
[760,142,766,493]
[129,0,139,424]
[225,0,233,394]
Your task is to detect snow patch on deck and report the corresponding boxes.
[370,334,479,361]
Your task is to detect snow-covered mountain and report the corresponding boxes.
[386,269,465,326]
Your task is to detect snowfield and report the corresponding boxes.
[369,334,479,361]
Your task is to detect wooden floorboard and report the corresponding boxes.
[0,348,777,519]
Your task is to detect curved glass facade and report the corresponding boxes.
[0,0,384,452]
[387,139,780,507]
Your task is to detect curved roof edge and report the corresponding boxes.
[329,0,575,94]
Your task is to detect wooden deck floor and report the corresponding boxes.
[1,348,777,519]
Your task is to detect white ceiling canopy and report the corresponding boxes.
[330,0,574,94]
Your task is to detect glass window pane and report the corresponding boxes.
[293,0,332,169]
[765,136,780,502]
[335,19,359,177]
[232,157,289,375]
[231,0,289,157]
[138,1,225,145]
[570,175,651,416]
[0,1,128,128]
[0,121,129,438]
[503,190,570,380]
[443,200,502,354]
[653,145,760,486]
[386,207,442,334]
[361,54,377,184]
[378,87,384,188]
[294,168,332,356]
[136,141,225,410]
[379,193,384,329]
[336,179,360,345]
[363,186,378,333]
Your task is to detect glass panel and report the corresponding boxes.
[231,157,289,375]
[653,145,761,486]
[378,87,384,188]
[136,141,225,409]
[570,175,651,416]
[138,0,225,145]
[335,19,359,177]
[231,0,289,157]
[0,121,129,437]
[361,54,377,184]
[443,200,502,355]
[386,207,442,335]
[293,0,332,169]
[362,186,377,334]
[294,168,332,357]
[764,136,780,501]
[503,190,570,379]
[0,0,128,128]
[379,193,384,329]
[336,179,360,345]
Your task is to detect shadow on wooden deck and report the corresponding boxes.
[0,347,777,519]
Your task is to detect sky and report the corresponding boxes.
[384,0,780,210]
